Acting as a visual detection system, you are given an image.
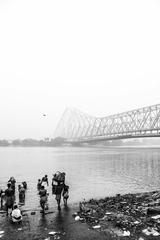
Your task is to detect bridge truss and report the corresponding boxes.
[54,104,160,142]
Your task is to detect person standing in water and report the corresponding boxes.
[37,179,42,190]
[8,177,16,194]
[55,182,63,211]
[62,184,69,206]
[39,186,48,213]
[5,183,15,215]
[0,189,5,209]
[18,185,25,203]
[22,181,27,190]
[41,175,49,188]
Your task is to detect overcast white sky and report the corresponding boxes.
[0,0,160,139]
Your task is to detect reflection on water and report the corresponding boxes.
[0,147,160,209]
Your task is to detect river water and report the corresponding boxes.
[0,146,160,209]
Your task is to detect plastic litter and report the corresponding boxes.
[105,212,112,215]
[75,216,80,221]
[142,228,152,236]
[123,230,130,236]
[113,229,124,236]
[92,225,101,229]
[0,231,4,238]
[142,228,160,236]
[151,215,160,219]
[48,231,57,235]
[134,221,140,224]
[153,231,160,236]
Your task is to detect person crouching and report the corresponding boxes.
[11,205,22,223]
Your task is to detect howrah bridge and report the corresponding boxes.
[54,103,160,143]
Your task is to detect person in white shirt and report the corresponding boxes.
[11,205,22,223]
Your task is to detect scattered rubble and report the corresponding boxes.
[75,191,160,239]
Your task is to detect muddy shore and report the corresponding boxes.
[1,191,160,239]
[0,202,108,240]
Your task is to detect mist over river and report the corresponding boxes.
[0,146,160,209]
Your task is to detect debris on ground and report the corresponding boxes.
[92,225,101,229]
[0,230,4,239]
[17,228,22,231]
[47,230,64,240]
[31,211,36,215]
[48,231,57,235]
[74,190,160,239]
[75,216,80,221]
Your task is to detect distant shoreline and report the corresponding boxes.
[1,137,160,147]
[1,145,160,149]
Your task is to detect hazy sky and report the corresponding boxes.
[0,0,160,139]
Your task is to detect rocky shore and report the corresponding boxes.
[74,190,160,239]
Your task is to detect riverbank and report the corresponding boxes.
[0,203,109,240]
[1,191,160,239]
[77,190,160,239]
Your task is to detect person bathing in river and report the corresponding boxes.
[22,181,27,190]
[53,172,65,184]
[8,176,16,194]
[39,185,48,213]
[5,183,15,215]
[18,185,25,203]
[62,184,69,206]
[41,175,49,187]
[0,189,5,209]
[37,179,42,190]
[55,182,64,211]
